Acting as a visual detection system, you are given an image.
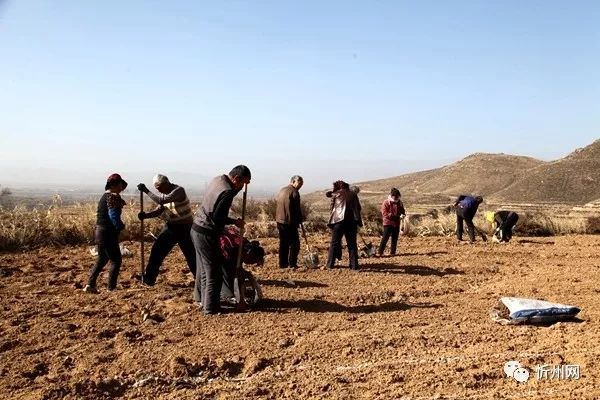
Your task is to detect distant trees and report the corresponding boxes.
[0,185,13,208]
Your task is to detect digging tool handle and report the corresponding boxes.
[139,191,145,277]
[357,231,369,247]
[234,184,248,309]
[300,223,310,250]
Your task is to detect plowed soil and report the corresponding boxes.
[1,234,599,399]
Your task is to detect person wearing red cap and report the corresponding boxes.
[84,173,128,293]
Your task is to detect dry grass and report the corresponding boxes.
[0,200,598,252]
[0,200,164,252]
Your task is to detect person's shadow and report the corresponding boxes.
[361,263,464,276]
[258,279,329,289]
[257,298,441,314]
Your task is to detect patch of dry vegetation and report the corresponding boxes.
[1,199,598,252]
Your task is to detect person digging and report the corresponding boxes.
[377,187,406,256]
[136,174,196,288]
[454,194,484,243]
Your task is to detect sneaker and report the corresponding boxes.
[83,285,98,294]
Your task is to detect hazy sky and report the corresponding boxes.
[1,1,598,192]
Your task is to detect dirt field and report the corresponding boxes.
[1,234,599,399]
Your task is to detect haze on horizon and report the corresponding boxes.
[1,1,598,195]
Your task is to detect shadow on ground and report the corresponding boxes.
[258,279,329,288]
[395,251,449,257]
[517,239,555,245]
[258,298,442,314]
[362,263,464,276]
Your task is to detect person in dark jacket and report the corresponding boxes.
[275,175,304,269]
[325,180,363,270]
[378,188,406,256]
[454,195,483,243]
[488,210,519,243]
[84,173,128,293]
[190,165,250,315]
[136,174,196,286]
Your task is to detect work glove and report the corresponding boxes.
[138,211,147,221]
[137,183,149,193]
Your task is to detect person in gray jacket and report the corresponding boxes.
[137,174,196,286]
[190,165,250,315]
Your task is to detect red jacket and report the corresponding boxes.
[381,198,406,227]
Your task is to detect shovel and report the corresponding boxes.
[358,231,377,258]
[300,223,319,268]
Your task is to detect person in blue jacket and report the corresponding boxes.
[454,195,483,243]
[84,173,128,293]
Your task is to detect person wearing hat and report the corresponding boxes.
[84,173,128,293]
[454,194,484,243]
[378,188,406,256]
[191,165,251,315]
[136,174,196,286]
[486,210,519,243]
[325,180,363,270]
[275,175,304,269]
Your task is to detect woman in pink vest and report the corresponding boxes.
[378,188,406,256]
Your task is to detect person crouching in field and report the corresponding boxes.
[84,174,128,293]
[378,188,406,256]
[486,210,519,243]
[136,174,196,286]
[325,180,363,270]
[454,195,483,243]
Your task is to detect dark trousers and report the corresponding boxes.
[221,262,249,300]
[456,208,476,242]
[378,225,400,255]
[277,223,300,268]
[191,229,222,314]
[88,227,122,289]
[499,212,519,242]
[143,223,196,285]
[326,220,359,269]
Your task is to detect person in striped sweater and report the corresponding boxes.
[137,174,196,286]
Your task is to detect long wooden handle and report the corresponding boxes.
[300,223,310,250]
[234,184,248,307]
[140,191,145,277]
[235,184,248,274]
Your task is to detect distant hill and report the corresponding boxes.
[358,153,545,198]
[491,139,600,204]
[305,139,600,209]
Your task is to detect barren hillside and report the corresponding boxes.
[305,139,600,209]
[492,140,600,205]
